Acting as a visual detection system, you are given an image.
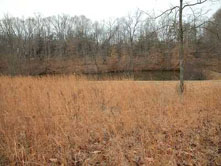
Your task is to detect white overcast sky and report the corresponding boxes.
[0,0,220,20]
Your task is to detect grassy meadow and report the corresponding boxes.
[0,76,221,165]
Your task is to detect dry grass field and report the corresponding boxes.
[0,76,221,165]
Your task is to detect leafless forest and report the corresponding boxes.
[0,8,220,78]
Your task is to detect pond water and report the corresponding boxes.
[85,70,180,80]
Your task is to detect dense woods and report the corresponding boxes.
[0,8,220,76]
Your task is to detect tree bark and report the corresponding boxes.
[179,0,184,93]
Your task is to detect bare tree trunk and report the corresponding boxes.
[179,0,184,93]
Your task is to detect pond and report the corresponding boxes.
[84,70,180,80]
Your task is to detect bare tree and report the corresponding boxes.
[122,10,143,70]
[142,0,211,93]
[179,0,210,93]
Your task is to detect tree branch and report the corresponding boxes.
[139,6,179,20]
[183,0,208,9]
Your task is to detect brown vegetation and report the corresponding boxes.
[0,7,220,77]
[0,76,220,165]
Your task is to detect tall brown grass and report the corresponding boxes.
[0,76,220,165]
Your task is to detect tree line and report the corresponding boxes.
[0,8,220,75]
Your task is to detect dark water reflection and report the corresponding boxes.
[85,70,180,80]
